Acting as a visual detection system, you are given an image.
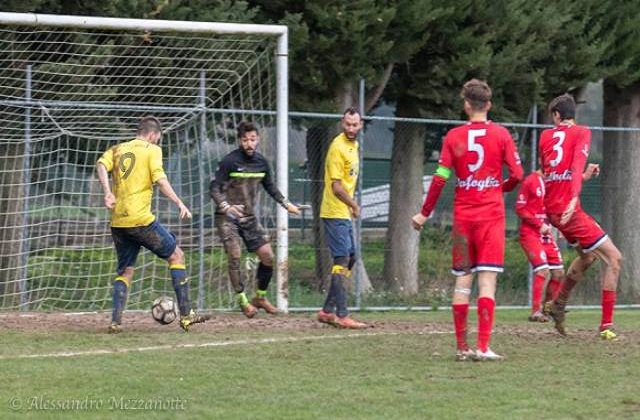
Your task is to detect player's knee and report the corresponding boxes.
[537,268,550,279]
[609,249,622,274]
[168,246,184,264]
[120,267,135,278]
[333,256,349,268]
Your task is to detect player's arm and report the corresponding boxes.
[331,180,359,218]
[261,160,300,215]
[561,129,592,225]
[96,149,115,209]
[582,163,599,181]
[156,178,191,220]
[412,136,451,230]
[149,146,191,220]
[502,135,524,192]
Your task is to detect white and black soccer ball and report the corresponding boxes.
[151,296,178,325]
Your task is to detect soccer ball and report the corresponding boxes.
[151,296,178,325]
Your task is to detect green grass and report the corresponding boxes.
[1,309,639,419]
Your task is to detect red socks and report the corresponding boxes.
[531,273,546,313]
[477,297,495,352]
[452,303,469,350]
[600,290,616,330]
[546,278,561,302]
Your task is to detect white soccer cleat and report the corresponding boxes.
[472,348,504,362]
[455,349,476,362]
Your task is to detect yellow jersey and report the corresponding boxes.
[320,133,359,219]
[97,138,167,227]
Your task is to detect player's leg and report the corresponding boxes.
[529,268,550,322]
[520,232,551,320]
[251,243,278,314]
[450,220,475,360]
[591,238,622,339]
[216,215,256,318]
[108,227,140,333]
[546,239,565,303]
[547,268,564,302]
[471,218,505,361]
[136,220,209,330]
[452,273,473,361]
[319,219,366,328]
[240,217,277,314]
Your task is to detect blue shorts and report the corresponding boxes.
[322,218,355,258]
[111,219,177,274]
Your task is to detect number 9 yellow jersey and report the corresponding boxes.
[97,138,167,227]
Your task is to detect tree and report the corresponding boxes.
[252,0,434,291]
[595,4,640,302]
[383,0,607,294]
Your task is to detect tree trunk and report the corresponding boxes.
[305,123,333,290]
[0,142,26,303]
[602,81,640,302]
[382,98,424,294]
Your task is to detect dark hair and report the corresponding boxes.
[237,121,258,138]
[343,106,361,119]
[137,116,162,136]
[461,79,492,111]
[548,94,576,120]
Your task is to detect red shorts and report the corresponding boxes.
[519,228,563,271]
[451,218,505,276]
[548,208,608,252]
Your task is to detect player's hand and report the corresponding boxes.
[582,163,600,181]
[411,213,427,231]
[560,197,578,225]
[225,204,245,219]
[178,202,192,220]
[104,192,116,209]
[351,204,360,219]
[539,223,552,235]
[286,203,301,215]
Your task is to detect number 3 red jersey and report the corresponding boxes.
[539,124,591,214]
[439,121,523,221]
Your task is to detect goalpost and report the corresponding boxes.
[0,12,290,313]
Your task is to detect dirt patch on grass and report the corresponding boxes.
[1,311,639,344]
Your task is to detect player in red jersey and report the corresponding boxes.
[412,79,523,361]
[516,165,600,322]
[539,94,622,340]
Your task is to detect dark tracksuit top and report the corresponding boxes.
[209,148,285,214]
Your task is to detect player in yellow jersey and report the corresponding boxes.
[96,116,209,333]
[317,107,368,329]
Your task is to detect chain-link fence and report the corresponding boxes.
[285,109,637,310]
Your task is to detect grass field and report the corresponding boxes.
[0,309,639,419]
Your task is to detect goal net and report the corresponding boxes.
[0,13,289,312]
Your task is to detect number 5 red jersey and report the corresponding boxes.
[539,124,591,214]
[439,121,523,221]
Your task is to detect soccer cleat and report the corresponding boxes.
[472,348,504,362]
[179,310,210,332]
[335,316,368,329]
[455,349,476,362]
[108,323,122,334]
[599,327,618,341]
[241,303,258,319]
[251,296,278,315]
[543,300,567,336]
[317,310,338,326]
[528,310,549,323]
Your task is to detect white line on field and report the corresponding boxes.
[0,330,450,360]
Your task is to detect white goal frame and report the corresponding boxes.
[0,12,291,312]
